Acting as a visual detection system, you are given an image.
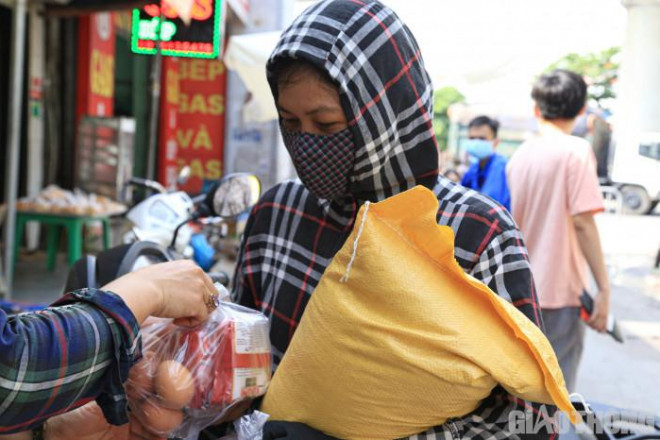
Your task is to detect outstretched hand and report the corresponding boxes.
[103,260,218,326]
[45,402,165,440]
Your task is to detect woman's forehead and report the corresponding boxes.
[277,73,342,114]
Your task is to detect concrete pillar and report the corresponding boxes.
[612,0,660,206]
[25,5,45,250]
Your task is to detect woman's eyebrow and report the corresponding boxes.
[306,105,341,116]
[277,104,341,116]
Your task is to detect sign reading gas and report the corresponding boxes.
[158,57,228,193]
[131,0,222,59]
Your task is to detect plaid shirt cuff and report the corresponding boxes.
[53,289,141,425]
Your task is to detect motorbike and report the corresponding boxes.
[120,167,196,258]
[559,398,660,440]
[64,173,261,291]
[119,167,260,275]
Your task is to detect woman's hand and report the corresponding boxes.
[44,402,165,440]
[103,260,218,326]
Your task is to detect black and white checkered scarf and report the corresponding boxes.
[266,0,439,203]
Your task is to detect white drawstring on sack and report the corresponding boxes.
[570,392,593,415]
[340,201,371,283]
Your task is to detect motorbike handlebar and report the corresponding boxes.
[121,178,168,203]
[124,178,167,194]
[191,193,207,205]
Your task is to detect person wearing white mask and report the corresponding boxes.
[460,116,511,210]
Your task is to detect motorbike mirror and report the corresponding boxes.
[177,166,191,186]
[205,173,261,218]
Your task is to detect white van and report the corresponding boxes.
[610,132,660,215]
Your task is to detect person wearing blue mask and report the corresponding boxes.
[461,116,511,210]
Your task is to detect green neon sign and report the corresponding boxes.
[131,1,223,59]
[138,17,178,42]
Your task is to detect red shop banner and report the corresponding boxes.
[159,57,181,188]
[76,12,116,123]
[174,58,226,194]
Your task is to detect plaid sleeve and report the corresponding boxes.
[232,205,259,311]
[404,388,558,440]
[470,224,543,329]
[0,289,140,434]
[456,227,557,440]
[404,227,560,440]
[410,226,555,439]
[426,183,557,440]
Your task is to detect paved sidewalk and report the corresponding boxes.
[575,213,660,416]
[11,251,68,304]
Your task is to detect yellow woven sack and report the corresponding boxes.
[261,186,577,439]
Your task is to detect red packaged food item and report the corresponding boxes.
[126,293,271,439]
[211,321,272,405]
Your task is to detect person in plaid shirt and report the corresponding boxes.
[232,1,557,439]
[0,260,216,438]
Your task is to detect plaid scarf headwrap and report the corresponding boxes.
[267,0,439,202]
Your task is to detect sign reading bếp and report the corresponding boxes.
[132,0,223,59]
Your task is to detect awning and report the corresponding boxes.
[223,31,280,122]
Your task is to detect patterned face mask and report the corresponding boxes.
[281,128,356,200]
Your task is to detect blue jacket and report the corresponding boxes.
[461,153,511,210]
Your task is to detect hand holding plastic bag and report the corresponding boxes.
[126,285,272,439]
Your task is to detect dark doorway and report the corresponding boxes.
[0,6,12,202]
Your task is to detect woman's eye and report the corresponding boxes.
[282,119,300,130]
[318,122,341,132]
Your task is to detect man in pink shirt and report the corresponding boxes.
[507,69,610,391]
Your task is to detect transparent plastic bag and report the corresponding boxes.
[217,411,270,440]
[234,411,269,440]
[126,285,272,439]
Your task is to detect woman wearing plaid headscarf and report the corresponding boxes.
[233,1,554,438]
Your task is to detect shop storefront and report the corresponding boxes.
[1,0,295,293]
